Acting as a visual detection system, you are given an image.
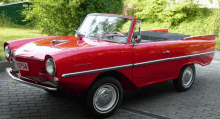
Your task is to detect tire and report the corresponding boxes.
[85,77,123,118]
[44,89,63,96]
[173,64,195,91]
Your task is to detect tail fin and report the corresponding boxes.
[184,34,218,40]
[147,29,169,33]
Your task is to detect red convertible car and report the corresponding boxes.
[4,13,217,117]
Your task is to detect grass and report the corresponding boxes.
[0,26,47,60]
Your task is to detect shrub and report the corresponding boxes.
[214,9,220,50]
[23,0,124,35]
[0,11,14,27]
[129,0,205,26]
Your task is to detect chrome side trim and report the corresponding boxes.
[169,51,215,60]
[6,68,57,91]
[62,51,215,78]
[134,58,170,67]
[135,51,215,66]
[62,64,133,78]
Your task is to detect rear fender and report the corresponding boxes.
[184,34,218,40]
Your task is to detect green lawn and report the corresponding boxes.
[0,27,47,60]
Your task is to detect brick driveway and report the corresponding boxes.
[0,61,220,119]
[0,71,148,119]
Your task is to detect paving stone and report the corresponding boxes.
[0,115,11,119]
[11,113,30,118]
[0,62,220,119]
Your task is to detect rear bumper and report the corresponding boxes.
[6,67,57,91]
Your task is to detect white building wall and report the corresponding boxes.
[195,0,219,8]
[169,0,219,8]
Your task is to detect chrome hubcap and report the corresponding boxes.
[182,67,193,88]
[93,84,119,113]
[97,89,112,106]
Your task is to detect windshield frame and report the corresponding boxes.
[76,13,134,44]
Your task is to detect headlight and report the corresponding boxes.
[4,45,12,59]
[46,58,56,75]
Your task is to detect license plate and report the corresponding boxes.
[15,61,29,71]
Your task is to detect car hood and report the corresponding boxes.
[14,35,121,60]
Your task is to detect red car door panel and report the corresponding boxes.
[132,42,172,84]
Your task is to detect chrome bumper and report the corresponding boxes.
[6,68,57,91]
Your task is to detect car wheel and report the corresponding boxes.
[44,89,62,96]
[86,77,123,118]
[173,64,195,91]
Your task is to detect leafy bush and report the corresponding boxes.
[129,0,206,26]
[123,0,137,17]
[0,11,14,27]
[139,8,220,50]
[214,9,220,50]
[23,0,124,35]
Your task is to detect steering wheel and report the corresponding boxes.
[112,31,125,36]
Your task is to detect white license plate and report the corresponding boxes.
[15,61,29,71]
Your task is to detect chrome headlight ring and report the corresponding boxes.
[46,58,56,75]
[4,45,12,59]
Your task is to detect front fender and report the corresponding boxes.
[4,36,55,51]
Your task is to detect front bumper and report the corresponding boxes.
[6,67,57,91]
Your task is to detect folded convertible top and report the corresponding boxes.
[133,31,190,41]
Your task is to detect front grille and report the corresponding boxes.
[13,56,44,77]
[25,76,58,87]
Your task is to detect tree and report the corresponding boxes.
[0,0,25,4]
[23,0,124,35]
[129,0,201,26]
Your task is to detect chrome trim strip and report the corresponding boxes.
[135,51,215,66]
[169,51,215,60]
[134,58,170,67]
[6,68,57,91]
[62,64,133,78]
[62,51,215,78]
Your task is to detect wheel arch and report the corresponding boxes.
[90,70,137,91]
[178,63,196,78]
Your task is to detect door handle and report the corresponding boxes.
[163,51,170,53]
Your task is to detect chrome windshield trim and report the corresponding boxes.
[62,64,133,78]
[62,51,215,78]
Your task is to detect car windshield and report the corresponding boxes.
[77,15,132,43]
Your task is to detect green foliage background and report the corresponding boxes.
[22,0,124,35]
[2,0,219,50]
[124,0,220,50]
[0,0,25,4]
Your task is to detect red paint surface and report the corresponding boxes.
[4,13,216,94]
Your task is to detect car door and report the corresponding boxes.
[132,41,172,86]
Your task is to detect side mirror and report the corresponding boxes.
[136,35,141,43]
[132,35,141,43]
